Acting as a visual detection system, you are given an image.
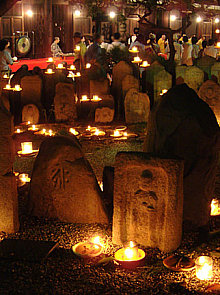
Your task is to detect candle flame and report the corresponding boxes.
[16,128,21,133]
[27,121,30,125]
[21,142,33,154]
[196,263,212,280]
[87,125,91,131]
[114,130,120,137]
[86,63,91,69]
[49,129,53,136]
[211,198,220,216]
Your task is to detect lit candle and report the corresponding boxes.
[86,63,91,69]
[19,173,30,184]
[94,129,105,136]
[75,45,80,52]
[211,198,220,216]
[67,72,74,78]
[217,42,220,48]
[81,95,89,102]
[69,128,79,136]
[87,125,91,131]
[49,129,53,136]
[69,65,76,70]
[4,84,11,90]
[111,130,122,137]
[27,121,31,125]
[160,89,168,96]
[14,84,22,91]
[129,46,139,53]
[47,57,54,63]
[16,128,21,133]
[57,63,64,69]
[132,56,142,63]
[114,240,146,268]
[3,74,9,79]
[28,124,39,131]
[123,131,128,137]
[45,68,54,74]
[195,256,213,280]
[91,95,102,102]
[21,142,33,154]
[42,128,46,134]
[75,72,81,77]
[140,61,150,67]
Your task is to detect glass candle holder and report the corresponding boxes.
[195,256,213,280]
[21,142,33,154]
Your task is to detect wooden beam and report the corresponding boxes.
[0,0,20,17]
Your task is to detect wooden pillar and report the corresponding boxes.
[64,5,73,52]
[44,0,53,57]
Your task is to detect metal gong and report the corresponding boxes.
[17,36,31,56]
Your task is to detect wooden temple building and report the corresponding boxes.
[0,0,220,59]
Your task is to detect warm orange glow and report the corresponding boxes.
[211,199,220,216]
[16,128,21,133]
[19,173,30,183]
[28,125,39,131]
[21,142,33,154]
[69,128,79,136]
[111,130,122,137]
[81,95,90,102]
[160,89,168,96]
[47,57,54,63]
[74,72,81,77]
[86,63,91,69]
[3,74,9,79]
[129,46,139,53]
[69,65,76,70]
[45,68,54,74]
[91,95,102,102]
[13,84,22,91]
[123,132,128,137]
[94,129,105,136]
[132,56,142,63]
[195,256,213,280]
[57,63,65,69]
[140,61,150,67]
[75,45,80,52]
[3,84,12,90]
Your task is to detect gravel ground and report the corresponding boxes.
[0,124,219,295]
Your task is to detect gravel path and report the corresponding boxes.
[1,126,219,294]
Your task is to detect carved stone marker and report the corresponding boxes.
[124,88,150,124]
[20,75,43,108]
[198,80,220,125]
[29,136,108,224]
[90,79,110,96]
[54,83,77,122]
[0,101,19,233]
[144,84,219,229]
[144,62,172,106]
[184,66,204,92]
[95,107,114,123]
[22,104,39,124]
[112,61,133,117]
[112,152,184,253]
[211,62,220,84]
[197,55,216,80]
[176,65,187,85]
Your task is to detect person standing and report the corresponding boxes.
[158,34,166,54]
[0,39,14,74]
[191,36,200,65]
[84,33,103,64]
[107,33,125,51]
[51,37,63,57]
[181,36,193,66]
[73,32,87,69]
[204,39,218,59]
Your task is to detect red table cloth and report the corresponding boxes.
[10,56,75,72]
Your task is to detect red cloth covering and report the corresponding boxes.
[10,56,75,72]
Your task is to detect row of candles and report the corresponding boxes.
[15,123,134,139]
[73,235,217,280]
[129,46,150,67]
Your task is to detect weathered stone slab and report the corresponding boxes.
[20,76,42,108]
[112,152,184,253]
[0,175,19,233]
[29,136,108,224]
[144,84,219,229]
[0,136,15,175]
[22,104,39,124]
[198,80,220,125]
[0,100,13,136]
[154,69,172,105]
[90,79,110,96]
[1,94,10,112]
[145,62,172,106]
[184,66,204,92]
[122,75,139,97]
[54,82,77,122]
[95,107,114,123]
[112,61,133,118]
[197,55,216,80]
[211,62,220,84]
[176,65,187,85]
[124,88,150,124]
